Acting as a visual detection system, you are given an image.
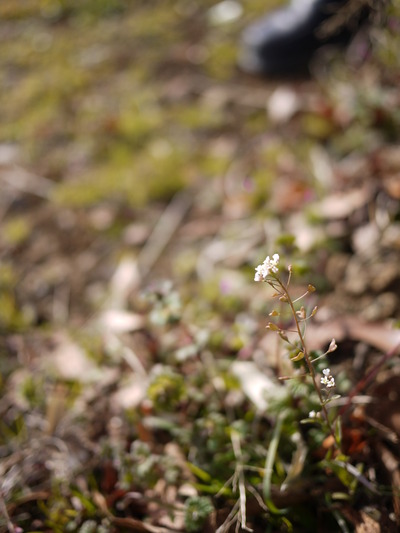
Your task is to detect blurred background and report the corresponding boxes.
[1,0,294,323]
[1,1,400,531]
[2,0,398,324]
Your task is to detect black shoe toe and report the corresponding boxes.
[239,0,359,77]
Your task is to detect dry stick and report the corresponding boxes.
[0,491,15,533]
[216,500,240,533]
[137,189,193,278]
[0,165,53,199]
[230,432,253,532]
[335,341,400,421]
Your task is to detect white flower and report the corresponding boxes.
[254,253,280,281]
[321,368,335,388]
[254,264,266,282]
[309,410,316,418]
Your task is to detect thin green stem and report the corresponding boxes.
[263,412,288,514]
[275,277,341,451]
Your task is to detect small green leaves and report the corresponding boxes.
[147,368,186,411]
[184,496,214,532]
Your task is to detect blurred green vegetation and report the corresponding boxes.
[0,0,283,209]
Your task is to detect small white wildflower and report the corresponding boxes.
[254,253,280,281]
[321,368,335,388]
[269,253,280,271]
[254,264,265,282]
[309,410,317,418]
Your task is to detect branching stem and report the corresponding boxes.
[275,277,341,451]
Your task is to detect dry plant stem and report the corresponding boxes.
[0,491,15,533]
[231,432,253,532]
[275,277,340,450]
[216,500,240,533]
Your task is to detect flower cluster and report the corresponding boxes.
[320,368,335,389]
[254,254,280,282]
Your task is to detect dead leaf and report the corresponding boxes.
[341,508,382,533]
[269,176,313,213]
[307,316,400,355]
[111,375,148,410]
[107,255,141,308]
[231,361,283,411]
[44,332,101,382]
[110,516,176,532]
[355,512,381,533]
[98,309,145,334]
[313,186,372,219]
[383,175,400,199]
[267,87,300,124]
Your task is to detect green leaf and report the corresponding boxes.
[186,462,212,482]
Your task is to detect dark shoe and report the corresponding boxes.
[239,0,368,76]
